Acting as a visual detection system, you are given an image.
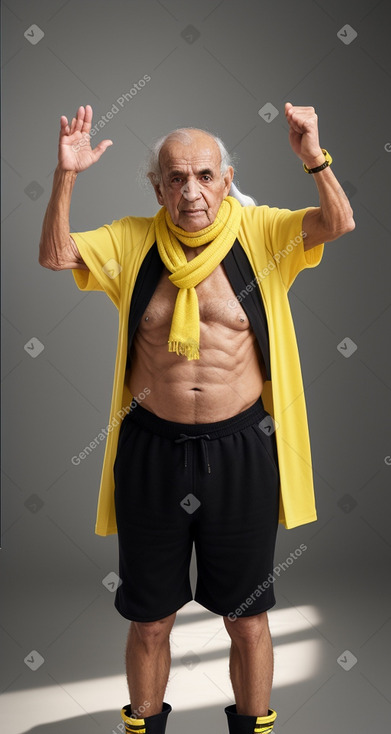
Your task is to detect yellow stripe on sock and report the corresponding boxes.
[124,717,145,725]
[122,714,145,726]
[254,708,277,733]
[121,709,146,731]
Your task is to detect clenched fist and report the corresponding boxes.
[285,102,325,169]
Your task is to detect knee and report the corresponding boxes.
[223,611,269,646]
[131,612,176,647]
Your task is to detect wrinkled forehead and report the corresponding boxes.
[159,133,221,175]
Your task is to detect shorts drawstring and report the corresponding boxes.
[174,433,212,474]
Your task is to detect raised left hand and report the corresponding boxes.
[284,102,325,168]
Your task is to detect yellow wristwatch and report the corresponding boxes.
[303,149,332,174]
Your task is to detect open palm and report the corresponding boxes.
[58,104,113,172]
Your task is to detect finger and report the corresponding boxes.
[285,107,302,127]
[285,107,317,119]
[59,116,70,139]
[82,104,92,134]
[286,111,304,133]
[289,122,303,135]
[286,105,315,112]
[74,106,85,133]
[289,120,306,135]
[288,111,316,131]
[70,117,77,134]
[91,139,113,162]
[60,115,69,133]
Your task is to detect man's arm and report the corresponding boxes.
[39,167,86,270]
[38,104,113,270]
[284,102,355,251]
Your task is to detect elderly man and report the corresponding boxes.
[39,103,354,734]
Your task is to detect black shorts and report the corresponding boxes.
[113,395,280,622]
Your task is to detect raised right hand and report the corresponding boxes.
[58,104,113,172]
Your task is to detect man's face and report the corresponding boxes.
[152,130,234,232]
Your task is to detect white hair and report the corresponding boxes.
[142,127,256,206]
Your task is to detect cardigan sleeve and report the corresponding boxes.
[70,218,126,310]
[262,205,324,291]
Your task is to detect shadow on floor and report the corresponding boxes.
[23,703,231,734]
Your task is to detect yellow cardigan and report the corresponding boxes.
[71,203,324,535]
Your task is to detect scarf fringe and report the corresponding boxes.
[168,340,200,361]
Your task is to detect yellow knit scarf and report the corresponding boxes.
[154,195,242,360]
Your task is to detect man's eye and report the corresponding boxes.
[171,177,182,183]
[201,176,211,181]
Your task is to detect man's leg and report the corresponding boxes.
[125,613,177,716]
[189,397,279,731]
[223,611,273,716]
[114,406,196,732]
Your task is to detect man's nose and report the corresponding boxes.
[181,180,202,201]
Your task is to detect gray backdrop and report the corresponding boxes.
[2,0,391,732]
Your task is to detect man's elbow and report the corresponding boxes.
[345,216,356,233]
[342,201,355,232]
[38,256,51,269]
[38,238,57,269]
[38,255,59,270]
[341,201,355,232]
[324,212,355,241]
[334,215,356,237]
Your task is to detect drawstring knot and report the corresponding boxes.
[174,433,212,474]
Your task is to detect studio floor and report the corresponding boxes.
[2,523,390,734]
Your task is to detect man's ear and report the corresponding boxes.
[154,183,165,206]
[223,165,234,195]
[148,173,165,206]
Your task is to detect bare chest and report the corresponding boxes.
[138,262,250,332]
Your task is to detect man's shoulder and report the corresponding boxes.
[240,204,273,222]
[110,214,155,232]
[240,203,312,229]
[240,203,294,218]
[239,204,275,234]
